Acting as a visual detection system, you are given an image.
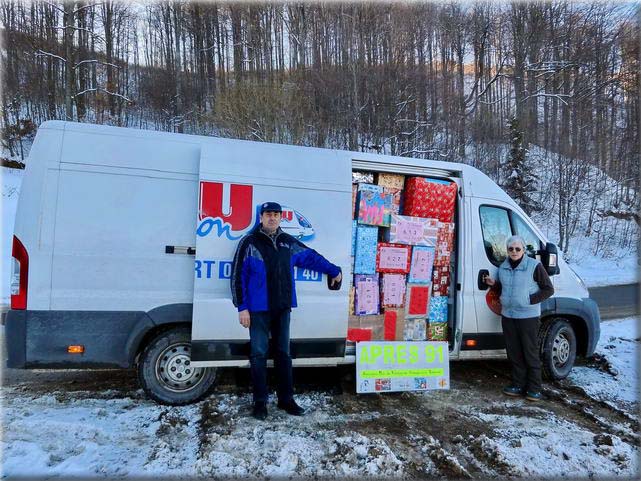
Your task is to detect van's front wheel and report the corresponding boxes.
[137,326,217,405]
[540,318,577,380]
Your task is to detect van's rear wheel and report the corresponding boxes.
[137,326,217,405]
[540,318,577,380]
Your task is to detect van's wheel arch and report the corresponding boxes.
[137,326,217,405]
[539,317,577,380]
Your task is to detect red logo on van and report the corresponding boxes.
[199,181,253,232]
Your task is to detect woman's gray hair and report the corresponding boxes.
[506,235,526,249]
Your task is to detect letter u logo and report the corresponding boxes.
[199,182,253,232]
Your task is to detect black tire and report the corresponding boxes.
[137,326,217,405]
[540,318,577,380]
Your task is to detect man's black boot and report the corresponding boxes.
[252,401,268,420]
[277,399,305,416]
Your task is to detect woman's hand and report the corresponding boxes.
[330,272,342,287]
[484,275,496,287]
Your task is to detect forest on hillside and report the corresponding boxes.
[1,1,639,254]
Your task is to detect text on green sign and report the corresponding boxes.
[358,344,445,365]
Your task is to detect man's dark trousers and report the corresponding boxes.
[249,309,293,403]
[501,316,542,392]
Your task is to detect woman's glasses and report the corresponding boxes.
[508,247,522,252]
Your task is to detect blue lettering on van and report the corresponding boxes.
[194,260,217,279]
[195,260,320,282]
[197,218,243,240]
[294,267,322,282]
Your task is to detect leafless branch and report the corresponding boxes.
[35,49,66,63]
[74,59,120,70]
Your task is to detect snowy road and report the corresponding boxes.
[1,318,639,479]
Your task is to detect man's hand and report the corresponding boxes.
[330,272,342,287]
[239,309,250,328]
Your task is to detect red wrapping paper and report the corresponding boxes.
[403,178,457,222]
[347,328,373,342]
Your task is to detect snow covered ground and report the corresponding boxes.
[1,317,639,479]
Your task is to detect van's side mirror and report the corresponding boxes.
[541,242,561,276]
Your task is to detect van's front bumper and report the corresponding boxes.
[582,297,601,357]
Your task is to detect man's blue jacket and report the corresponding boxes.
[231,224,341,312]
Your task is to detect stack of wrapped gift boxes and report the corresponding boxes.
[348,173,457,343]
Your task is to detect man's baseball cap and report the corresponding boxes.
[260,201,282,214]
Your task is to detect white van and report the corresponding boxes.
[6,121,600,405]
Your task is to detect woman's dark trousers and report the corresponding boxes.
[501,316,542,392]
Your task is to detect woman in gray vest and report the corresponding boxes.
[484,235,554,401]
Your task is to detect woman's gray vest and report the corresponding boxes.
[497,255,542,319]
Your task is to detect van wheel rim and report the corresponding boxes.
[553,332,571,365]
[155,343,205,392]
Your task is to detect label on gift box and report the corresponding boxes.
[387,214,439,246]
[381,273,406,308]
[376,243,411,273]
[354,274,379,315]
[406,284,431,318]
[384,308,406,341]
[409,246,435,284]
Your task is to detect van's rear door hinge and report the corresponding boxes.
[165,245,196,255]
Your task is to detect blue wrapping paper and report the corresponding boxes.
[354,225,378,274]
[428,296,448,323]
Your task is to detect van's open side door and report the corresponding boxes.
[190,140,352,367]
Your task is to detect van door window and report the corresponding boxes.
[511,213,543,259]
[479,206,512,266]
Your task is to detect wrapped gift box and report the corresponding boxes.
[428,322,448,341]
[348,286,355,315]
[358,314,386,340]
[352,184,358,218]
[403,177,458,222]
[403,318,427,341]
[351,220,358,256]
[357,184,387,226]
[383,188,402,225]
[437,221,455,246]
[383,308,406,341]
[354,225,378,274]
[431,266,451,296]
[377,173,405,189]
[428,296,448,323]
[381,273,406,308]
[385,214,439,247]
[354,273,380,315]
[433,243,451,267]
[409,245,435,284]
[405,284,431,318]
[376,243,411,274]
[347,328,372,342]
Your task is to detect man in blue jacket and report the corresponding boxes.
[231,202,342,420]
